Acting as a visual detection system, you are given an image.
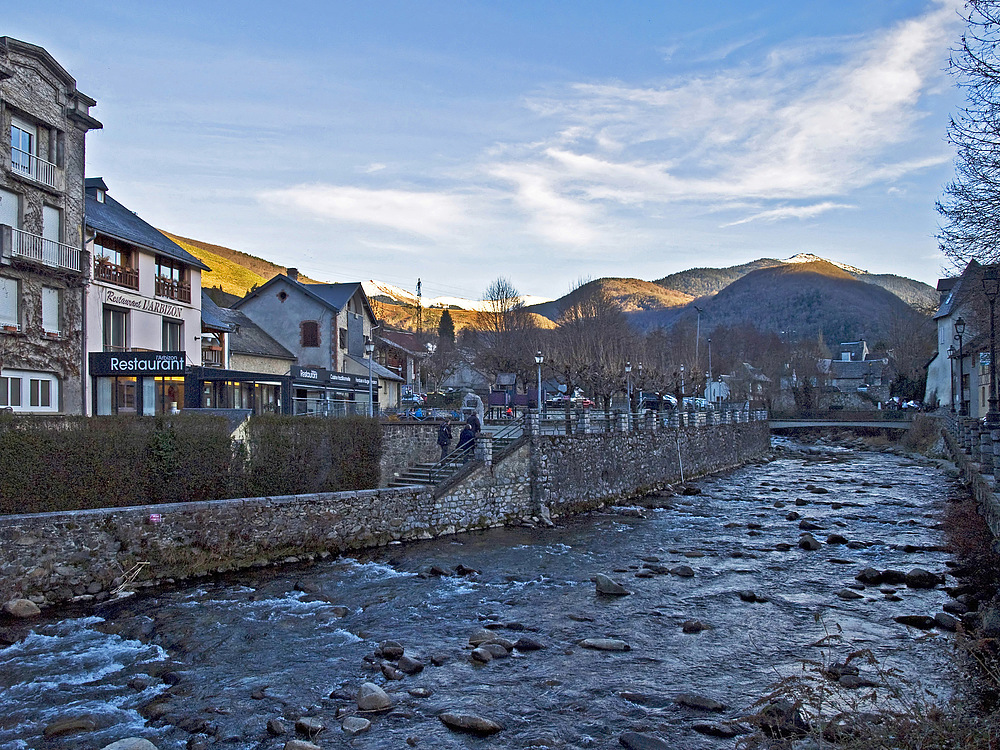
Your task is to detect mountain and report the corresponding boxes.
[655,259,784,298]
[362,280,552,312]
[693,260,918,342]
[524,278,693,322]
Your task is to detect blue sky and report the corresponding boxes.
[11,1,964,300]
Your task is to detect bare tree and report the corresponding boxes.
[472,277,539,389]
[938,0,1000,266]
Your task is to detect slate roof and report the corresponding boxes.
[829,359,886,380]
[346,353,404,382]
[934,260,980,320]
[85,178,209,271]
[234,275,375,320]
[380,329,428,357]
[201,291,294,361]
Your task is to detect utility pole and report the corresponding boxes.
[693,305,702,374]
[416,278,423,335]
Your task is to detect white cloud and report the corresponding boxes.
[360,163,387,173]
[260,185,466,238]
[722,202,855,227]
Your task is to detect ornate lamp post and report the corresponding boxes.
[948,344,957,413]
[983,269,1000,428]
[956,316,967,416]
[625,361,632,412]
[535,351,544,415]
[680,363,685,406]
[365,339,375,416]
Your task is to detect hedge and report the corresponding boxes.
[0,413,383,515]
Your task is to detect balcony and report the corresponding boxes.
[12,227,81,272]
[94,258,139,289]
[10,147,62,191]
[201,345,224,367]
[155,276,191,303]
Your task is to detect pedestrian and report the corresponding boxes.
[467,412,481,434]
[436,420,452,460]
[457,423,476,461]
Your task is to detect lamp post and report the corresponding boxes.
[637,362,643,410]
[625,361,632,412]
[984,269,1000,428]
[707,337,712,383]
[535,351,543,415]
[693,306,702,373]
[680,363,685,406]
[956,316,967,416]
[365,339,375,417]
[948,344,956,413]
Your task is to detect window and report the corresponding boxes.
[41,287,61,334]
[10,117,35,175]
[155,257,189,301]
[156,257,183,283]
[0,188,19,229]
[162,318,183,351]
[301,320,320,348]
[339,328,347,349]
[0,277,20,330]
[103,307,128,352]
[94,238,127,267]
[29,378,51,408]
[0,376,21,407]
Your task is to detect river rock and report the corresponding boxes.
[101,740,160,750]
[757,699,811,739]
[357,682,392,711]
[682,620,708,633]
[855,568,882,585]
[676,693,726,711]
[342,717,371,736]
[839,674,879,689]
[798,533,822,551]
[2,598,40,618]
[267,718,286,736]
[294,717,323,737]
[398,655,424,674]
[514,637,545,652]
[580,638,631,651]
[439,712,503,735]
[469,629,495,646]
[881,569,907,584]
[378,640,405,659]
[895,615,937,630]
[837,589,863,600]
[826,533,849,545]
[934,612,959,631]
[381,663,405,680]
[283,742,320,750]
[692,721,740,738]
[905,568,941,589]
[481,643,510,658]
[44,716,97,737]
[670,565,695,577]
[595,574,631,596]
[470,647,493,663]
[619,731,671,749]
[408,687,433,697]
[798,519,823,531]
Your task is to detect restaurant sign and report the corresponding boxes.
[89,351,187,376]
[104,288,183,319]
[290,367,376,391]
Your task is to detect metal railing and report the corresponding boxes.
[201,346,224,367]
[12,228,81,272]
[291,398,369,417]
[94,260,139,289]
[10,147,61,190]
[155,276,192,303]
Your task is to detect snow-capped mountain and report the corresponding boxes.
[362,280,552,311]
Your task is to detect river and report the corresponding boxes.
[0,437,967,749]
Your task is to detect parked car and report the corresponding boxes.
[401,393,426,406]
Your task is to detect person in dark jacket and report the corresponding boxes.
[456,424,476,460]
[436,420,452,460]
[466,412,481,434]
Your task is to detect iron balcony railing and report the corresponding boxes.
[12,228,81,272]
[10,147,61,190]
[94,259,139,289]
[201,346,224,367]
[155,276,192,303]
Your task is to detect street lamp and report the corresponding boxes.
[625,361,632,412]
[956,316,967,416]
[984,269,1000,428]
[680,363,685,406]
[948,344,957,413]
[637,362,643,410]
[707,337,712,383]
[535,351,544,415]
[365,339,375,417]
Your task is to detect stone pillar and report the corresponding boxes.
[575,409,590,435]
[524,409,537,436]
[618,412,629,432]
[705,410,714,426]
[475,433,493,468]
[981,428,993,474]
[992,429,1000,477]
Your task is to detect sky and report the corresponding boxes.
[9,0,966,301]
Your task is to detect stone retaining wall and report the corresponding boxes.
[0,420,770,611]
[380,422,441,487]
[943,426,1000,538]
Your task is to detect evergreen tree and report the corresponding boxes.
[438,308,455,348]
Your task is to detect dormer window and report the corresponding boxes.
[95,189,105,203]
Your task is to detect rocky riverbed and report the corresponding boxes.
[0,435,974,749]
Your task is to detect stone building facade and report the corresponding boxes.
[0,37,101,414]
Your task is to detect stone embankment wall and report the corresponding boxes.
[943,425,1000,538]
[380,422,441,487]
[0,419,770,610]
[538,422,771,515]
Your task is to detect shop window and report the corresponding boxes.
[0,277,20,330]
[103,307,129,352]
[41,287,61,335]
[162,318,183,351]
[301,320,320,348]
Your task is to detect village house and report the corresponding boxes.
[83,178,208,415]
[0,37,101,414]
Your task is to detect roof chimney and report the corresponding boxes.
[287,267,298,281]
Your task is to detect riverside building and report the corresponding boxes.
[83,179,208,414]
[0,37,101,414]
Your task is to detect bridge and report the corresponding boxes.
[769,412,915,430]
